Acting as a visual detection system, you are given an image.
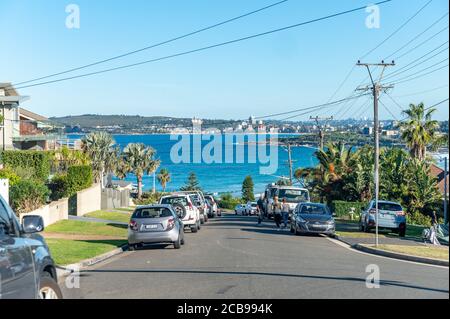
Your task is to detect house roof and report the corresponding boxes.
[0,83,29,104]
[19,107,49,122]
[430,163,449,195]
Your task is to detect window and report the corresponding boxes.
[299,205,330,215]
[161,197,188,206]
[0,201,12,236]
[132,207,174,219]
[278,189,309,203]
[378,203,403,211]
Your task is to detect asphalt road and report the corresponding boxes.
[62,213,449,299]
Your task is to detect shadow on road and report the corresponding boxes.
[78,268,448,294]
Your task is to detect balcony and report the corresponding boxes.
[12,119,67,150]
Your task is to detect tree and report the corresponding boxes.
[157,168,171,192]
[400,103,442,161]
[180,172,201,191]
[242,175,255,202]
[81,132,118,187]
[122,143,160,199]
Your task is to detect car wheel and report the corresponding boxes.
[181,234,185,245]
[191,224,198,233]
[290,224,295,233]
[39,273,63,299]
[128,243,135,251]
[174,236,181,249]
[359,223,365,232]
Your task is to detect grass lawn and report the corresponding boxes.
[45,220,128,237]
[335,219,426,239]
[374,244,449,261]
[46,238,126,265]
[85,211,131,224]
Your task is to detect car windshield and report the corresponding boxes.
[377,203,403,211]
[133,207,173,219]
[299,205,329,215]
[161,197,188,206]
[278,189,309,202]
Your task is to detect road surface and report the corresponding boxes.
[62,213,449,299]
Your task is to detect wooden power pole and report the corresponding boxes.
[310,116,333,150]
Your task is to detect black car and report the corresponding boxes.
[290,203,336,236]
[0,196,62,299]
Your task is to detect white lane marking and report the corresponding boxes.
[324,236,448,270]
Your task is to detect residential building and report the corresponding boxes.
[430,163,449,198]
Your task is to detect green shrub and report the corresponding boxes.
[331,201,367,219]
[0,168,21,186]
[406,211,440,227]
[134,192,163,206]
[1,151,51,181]
[48,165,93,201]
[10,180,49,215]
[218,193,243,210]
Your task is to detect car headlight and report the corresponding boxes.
[297,216,307,223]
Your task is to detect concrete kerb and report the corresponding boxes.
[353,243,449,267]
[56,244,129,282]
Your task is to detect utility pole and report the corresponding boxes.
[282,142,296,186]
[444,156,448,224]
[310,116,333,150]
[357,60,395,247]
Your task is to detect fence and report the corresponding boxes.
[101,188,131,210]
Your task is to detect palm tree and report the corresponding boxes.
[81,132,117,187]
[157,168,171,192]
[400,103,441,161]
[122,143,160,199]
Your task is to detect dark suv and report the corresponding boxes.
[0,196,62,299]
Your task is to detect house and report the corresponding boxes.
[0,83,65,151]
[430,163,449,198]
[0,83,29,150]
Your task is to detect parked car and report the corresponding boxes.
[245,202,258,215]
[204,195,219,218]
[128,205,185,250]
[159,194,201,233]
[0,195,62,299]
[178,191,208,224]
[359,200,407,237]
[291,203,335,236]
[235,204,247,215]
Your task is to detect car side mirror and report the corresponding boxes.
[22,215,44,234]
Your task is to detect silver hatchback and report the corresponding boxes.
[128,205,185,250]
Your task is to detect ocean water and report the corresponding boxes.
[71,134,319,195]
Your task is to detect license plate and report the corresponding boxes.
[145,224,158,229]
[311,224,323,228]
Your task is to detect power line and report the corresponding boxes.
[13,0,394,91]
[396,25,449,60]
[399,98,449,120]
[392,84,449,97]
[388,61,449,85]
[379,99,399,121]
[12,0,290,87]
[383,42,449,80]
[384,11,449,60]
[359,0,434,60]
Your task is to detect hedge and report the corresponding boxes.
[218,193,243,210]
[10,180,49,215]
[48,165,93,201]
[330,201,367,218]
[1,151,52,181]
[0,168,21,186]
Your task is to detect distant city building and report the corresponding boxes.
[362,127,373,135]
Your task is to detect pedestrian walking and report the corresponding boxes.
[281,198,290,229]
[272,196,282,230]
[257,196,264,225]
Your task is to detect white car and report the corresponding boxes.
[235,204,247,215]
[159,194,201,233]
[245,202,258,215]
[205,195,219,218]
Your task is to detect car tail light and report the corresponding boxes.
[369,209,377,215]
[167,218,175,230]
[129,220,138,231]
[188,203,193,211]
[396,211,406,216]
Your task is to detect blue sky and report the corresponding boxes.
[0,0,448,121]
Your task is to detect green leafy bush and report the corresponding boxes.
[133,192,164,206]
[1,151,51,181]
[48,165,93,201]
[10,180,49,215]
[0,168,21,186]
[405,211,443,227]
[218,193,242,210]
[331,201,366,219]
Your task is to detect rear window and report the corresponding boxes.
[161,197,188,206]
[378,203,403,211]
[132,207,173,219]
